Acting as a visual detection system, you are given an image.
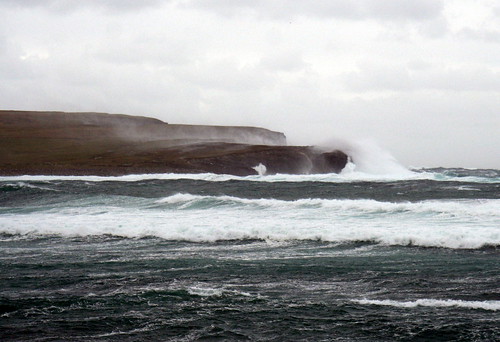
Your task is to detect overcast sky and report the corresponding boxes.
[1,0,499,168]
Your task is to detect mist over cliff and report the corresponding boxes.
[0,110,346,176]
[1,110,286,146]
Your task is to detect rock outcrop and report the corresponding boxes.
[0,110,347,176]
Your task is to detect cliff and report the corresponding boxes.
[0,110,347,176]
[0,110,286,146]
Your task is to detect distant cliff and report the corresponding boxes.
[0,110,347,176]
[0,110,286,146]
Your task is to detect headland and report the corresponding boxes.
[0,110,348,176]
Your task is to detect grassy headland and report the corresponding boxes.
[0,110,347,176]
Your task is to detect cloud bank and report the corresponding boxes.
[0,0,499,168]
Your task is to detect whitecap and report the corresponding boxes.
[353,299,500,311]
[1,169,497,183]
[187,286,224,297]
[1,196,498,249]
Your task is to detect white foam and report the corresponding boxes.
[0,169,497,183]
[320,138,412,176]
[2,181,59,191]
[186,286,255,298]
[353,299,500,311]
[252,163,267,176]
[1,195,498,249]
[187,286,224,297]
[156,194,500,216]
[346,142,410,175]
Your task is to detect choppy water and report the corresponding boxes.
[1,168,499,341]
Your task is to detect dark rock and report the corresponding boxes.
[311,150,349,174]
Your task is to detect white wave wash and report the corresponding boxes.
[0,169,498,183]
[1,194,498,249]
[321,138,412,176]
[353,299,500,311]
[252,163,267,176]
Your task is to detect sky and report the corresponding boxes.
[0,0,499,168]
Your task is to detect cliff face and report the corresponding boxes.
[0,110,347,176]
[0,110,287,146]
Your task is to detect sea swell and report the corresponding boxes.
[1,167,498,249]
[1,167,499,183]
[353,299,500,311]
[1,193,498,249]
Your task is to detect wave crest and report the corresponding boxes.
[1,194,498,249]
[1,169,498,184]
[353,299,500,311]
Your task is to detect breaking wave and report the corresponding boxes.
[1,194,498,249]
[0,168,498,183]
[353,299,500,311]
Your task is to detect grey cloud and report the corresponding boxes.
[185,0,443,22]
[95,36,195,67]
[0,0,498,168]
[0,0,166,13]
[417,16,449,38]
[0,37,41,81]
[342,65,414,92]
[0,56,39,81]
[422,67,500,91]
[259,51,308,72]
[275,89,500,168]
[407,60,433,71]
[343,64,500,92]
[0,55,203,122]
[457,28,500,44]
[365,0,443,21]
[0,34,6,55]
[172,58,275,93]
[262,1,363,20]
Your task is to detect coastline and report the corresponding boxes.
[0,110,348,176]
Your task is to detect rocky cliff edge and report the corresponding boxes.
[0,110,347,176]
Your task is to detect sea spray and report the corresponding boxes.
[320,138,412,176]
[252,163,267,176]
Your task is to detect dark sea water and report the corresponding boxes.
[0,168,499,341]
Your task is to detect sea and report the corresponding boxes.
[0,164,499,341]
